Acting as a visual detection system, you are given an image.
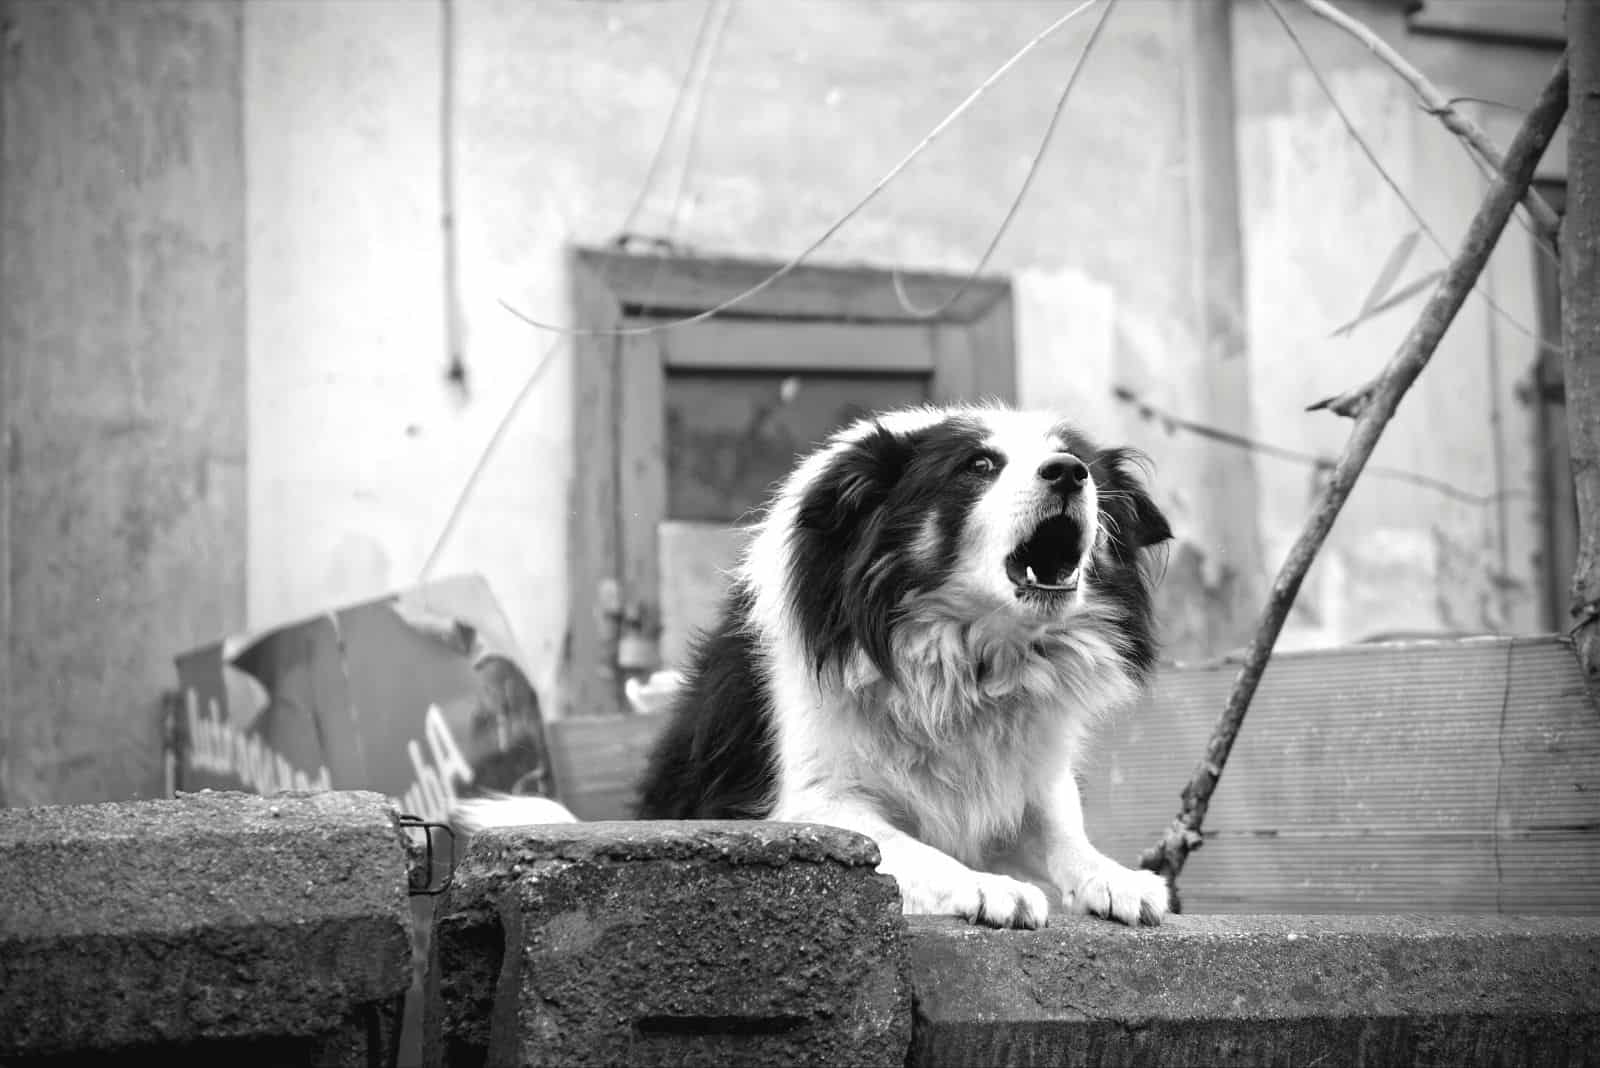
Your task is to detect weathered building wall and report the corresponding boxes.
[1234,0,1562,648]
[244,0,1217,695]
[2,0,1567,802]
[246,0,1562,688]
[244,0,456,639]
[0,0,247,805]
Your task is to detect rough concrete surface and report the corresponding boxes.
[0,790,413,1060]
[426,820,909,1067]
[908,913,1600,1067]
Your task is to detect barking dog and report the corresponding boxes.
[461,404,1173,929]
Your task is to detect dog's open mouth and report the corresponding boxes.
[1005,513,1084,597]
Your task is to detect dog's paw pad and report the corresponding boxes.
[1067,865,1168,926]
[966,873,1050,930]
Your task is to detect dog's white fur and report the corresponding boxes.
[453,793,577,829]
[741,406,1167,927]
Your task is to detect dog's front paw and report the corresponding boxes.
[967,872,1051,929]
[1065,863,1169,926]
[899,870,1050,930]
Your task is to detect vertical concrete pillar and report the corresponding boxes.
[0,0,247,805]
[1179,0,1266,654]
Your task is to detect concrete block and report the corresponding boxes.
[908,913,1600,1067]
[427,820,910,1067]
[0,789,413,1063]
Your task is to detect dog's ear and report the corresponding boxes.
[1128,484,1171,549]
[1094,447,1172,558]
[797,424,910,536]
[791,424,913,679]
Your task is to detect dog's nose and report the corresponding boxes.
[1037,453,1089,492]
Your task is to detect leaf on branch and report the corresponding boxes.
[1334,229,1420,336]
[1330,269,1444,338]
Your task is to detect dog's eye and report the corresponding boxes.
[968,455,997,476]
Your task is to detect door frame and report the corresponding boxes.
[564,246,1016,719]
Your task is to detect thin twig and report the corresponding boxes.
[1113,385,1526,507]
[1138,52,1570,894]
[1299,0,1560,255]
[1444,95,1529,115]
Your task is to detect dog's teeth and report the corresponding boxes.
[1025,566,1038,585]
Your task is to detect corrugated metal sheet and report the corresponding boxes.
[1081,635,1600,914]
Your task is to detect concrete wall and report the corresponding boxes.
[0,0,247,806]
[434,821,1600,1068]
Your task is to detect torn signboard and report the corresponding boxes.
[172,574,557,821]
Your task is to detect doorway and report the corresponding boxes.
[564,247,1017,719]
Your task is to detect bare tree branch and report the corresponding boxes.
[1139,52,1570,898]
[1563,0,1600,696]
[1300,0,1561,256]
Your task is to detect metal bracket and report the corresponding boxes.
[398,814,457,896]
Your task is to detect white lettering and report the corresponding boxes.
[394,705,478,822]
[181,686,332,796]
[425,705,474,793]
[183,686,492,825]
[407,738,447,823]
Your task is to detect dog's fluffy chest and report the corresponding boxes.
[815,608,1139,866]
[846,687,1062,866]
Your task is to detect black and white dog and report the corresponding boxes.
[460,404,1173,929]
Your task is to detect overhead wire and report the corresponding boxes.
[497,0,1107,339]
[658,0,734,245]
[626,0,736,309]
[616,0,733,241]
[1113,386,1526,508]
[419,0,730,581]
[889,0,1117,319]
